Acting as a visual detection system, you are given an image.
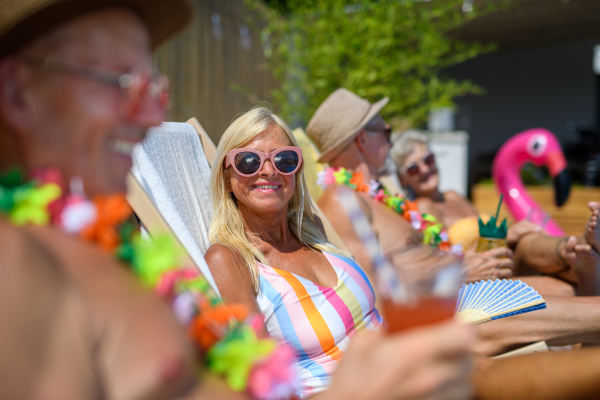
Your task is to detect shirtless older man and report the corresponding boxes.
[0,2,217,399]
[308,88,513,284]
[0,2,475,400]
[307,88,600,356]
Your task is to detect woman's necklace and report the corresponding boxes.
[0,167,298,399]
[318,167,460,252]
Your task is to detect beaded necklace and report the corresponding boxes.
[0,167,298,399]
[317,167,458,252]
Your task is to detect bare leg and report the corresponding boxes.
[563,235,600,296]
[584,201,600,252]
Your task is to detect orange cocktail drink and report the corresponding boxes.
[382,247,462,333]
[382,296,457,333]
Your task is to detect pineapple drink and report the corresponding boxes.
[476,216,508,253]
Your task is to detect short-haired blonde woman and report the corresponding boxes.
[205,107,471,400]
[390,130,479,231]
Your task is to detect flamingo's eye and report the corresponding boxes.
[527,135,547,157]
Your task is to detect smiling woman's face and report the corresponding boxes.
[399,142,439,197]
[228,125,297,217]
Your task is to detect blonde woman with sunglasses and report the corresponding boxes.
[205,107,472,400]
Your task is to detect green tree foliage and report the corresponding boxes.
[250,0,501,128]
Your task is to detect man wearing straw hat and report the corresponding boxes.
[308,88,600,357]
[307,88,514,279]
[0,2,476,400]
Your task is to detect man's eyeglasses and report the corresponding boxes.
[365,125,392,142]
[401,152,436,177]
[20,55,169,117]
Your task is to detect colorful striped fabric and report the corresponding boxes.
[256,251,383,398]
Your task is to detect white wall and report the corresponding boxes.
[430,131,470,197]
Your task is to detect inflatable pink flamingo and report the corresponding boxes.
[492,128,571,236]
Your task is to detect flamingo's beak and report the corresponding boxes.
[554,169,571,207]
[547,150,571,207]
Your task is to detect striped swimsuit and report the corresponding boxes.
[256,251,383,398]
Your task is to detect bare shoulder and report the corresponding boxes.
[205,243,242,265]
[444,190,467,202]
[415,196,438,215]
[416,196,435,208]
[205,243,258,310]
[0,220,79,398]
[318,184,373,223]
[318,184,354,205]
[23,224,197,399]
[0,218,67,302]
[444,190,478,213]
[205,243,249,280]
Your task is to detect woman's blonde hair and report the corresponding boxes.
[209,107,348,294]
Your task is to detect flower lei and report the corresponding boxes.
[317,167,462,254]
[0,167,299,400]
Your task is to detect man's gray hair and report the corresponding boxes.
[390,129,431,167]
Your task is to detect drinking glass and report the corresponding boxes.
[337,186,462,333]
[382,245,462,333]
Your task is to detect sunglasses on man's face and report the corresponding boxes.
[225,146,303,177]
[401,152,436,177]
[366,126,392,142]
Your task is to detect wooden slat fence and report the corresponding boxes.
[154,0,278,143]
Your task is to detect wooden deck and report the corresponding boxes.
[472,184,600,237]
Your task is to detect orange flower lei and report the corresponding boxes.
[317,167,458,252]
[0,168,299,399]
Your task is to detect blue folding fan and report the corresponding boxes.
[336,189,546,326]
[455,279,546,325]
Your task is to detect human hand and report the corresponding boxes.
[507,220,543,249]
[462,247,514,282]
[326,323,473,400]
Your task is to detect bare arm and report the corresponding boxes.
[317,185,376,277]
[513,233,565,274]
[204,244,261,315]
[473,295,600,356]
[512,232,585,279]
[313,323,472,400]
[472,348,600,400]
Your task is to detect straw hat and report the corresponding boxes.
[306,88,389,163]
[0,0,192,55]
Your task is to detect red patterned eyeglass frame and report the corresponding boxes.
[225,146,303,177]
[401,152,436,177]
